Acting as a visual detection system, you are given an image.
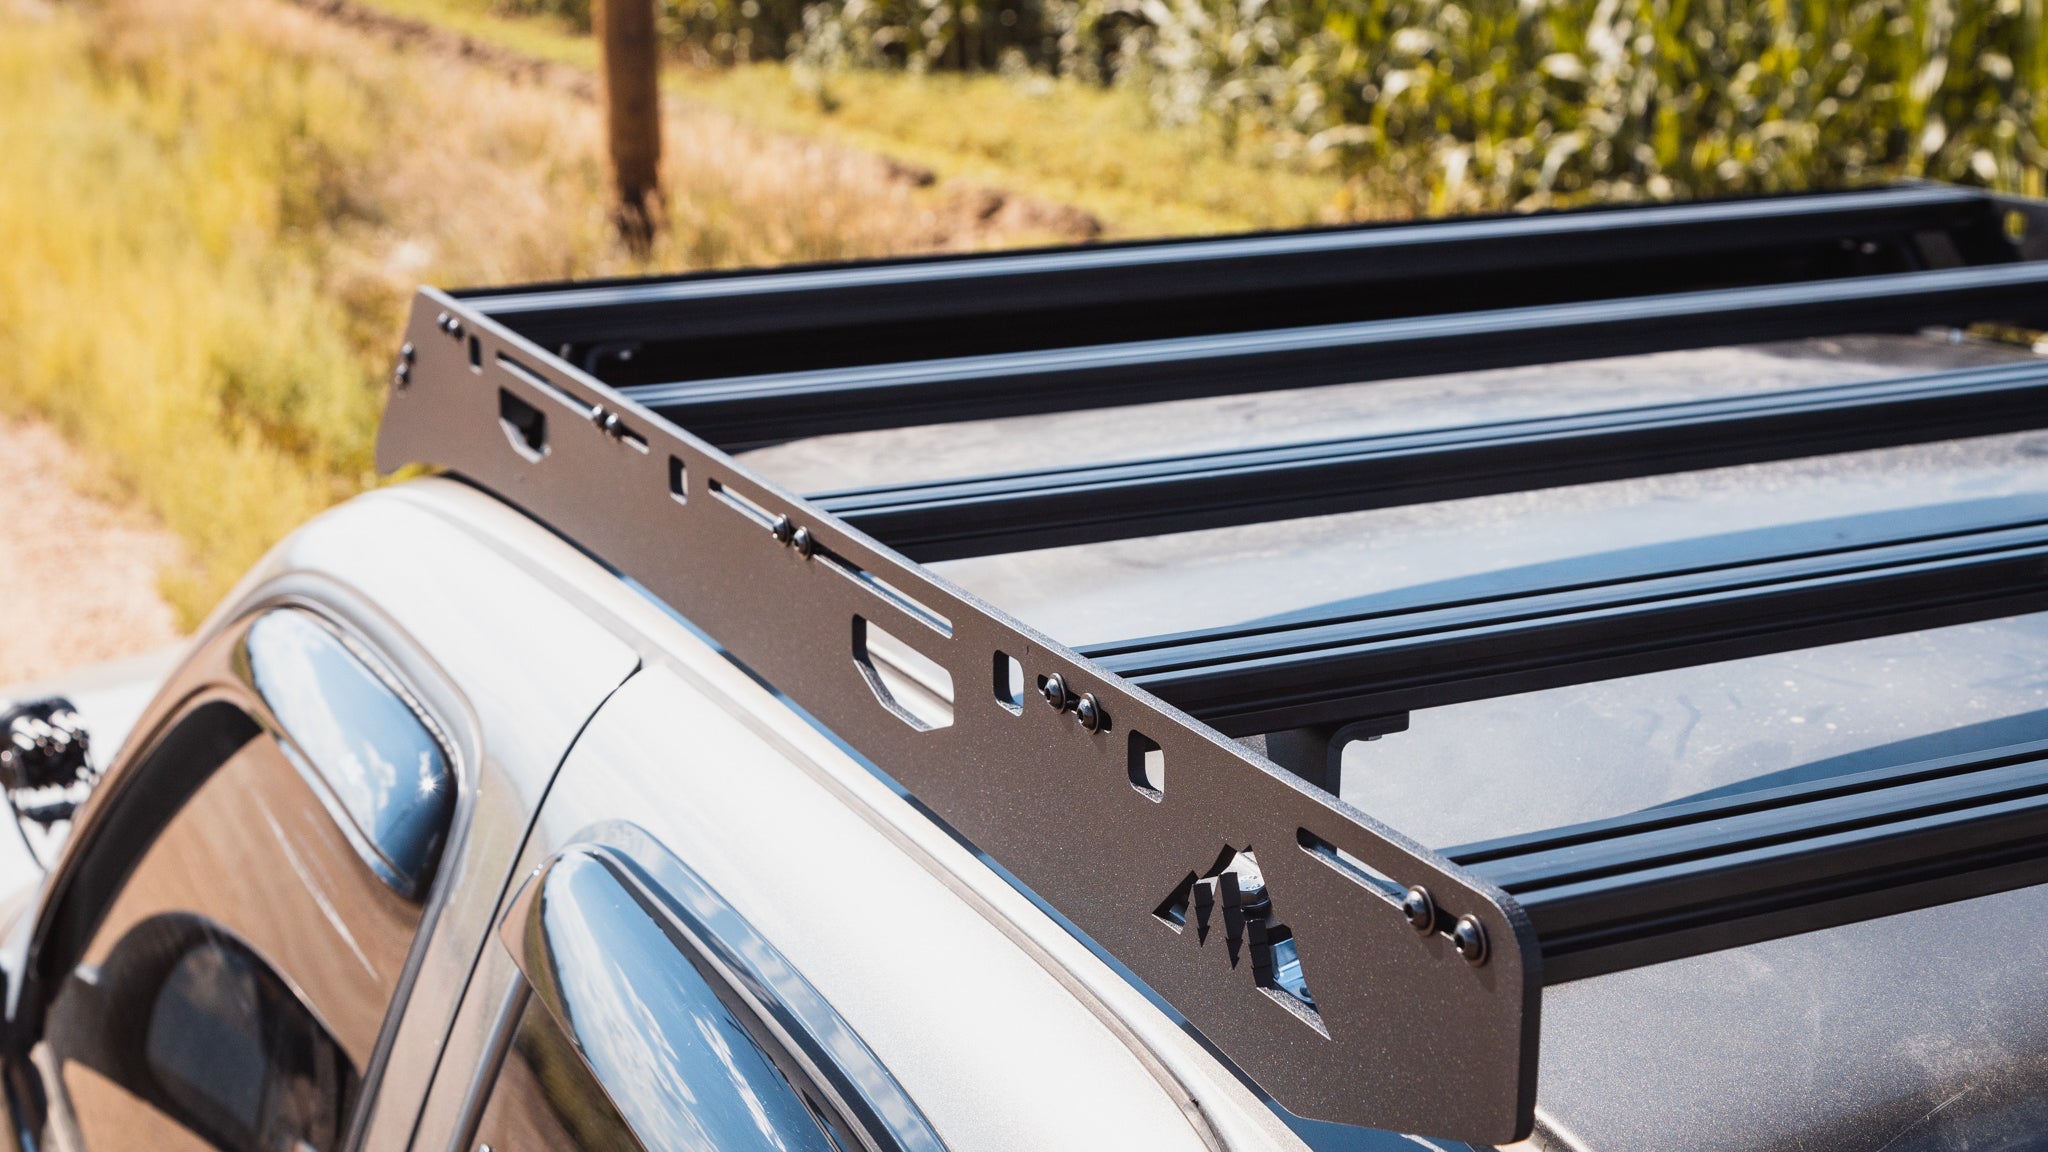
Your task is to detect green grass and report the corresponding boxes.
[358,0,599,67]
[673,64,1354,235]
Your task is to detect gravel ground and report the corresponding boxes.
[0,417,183,684]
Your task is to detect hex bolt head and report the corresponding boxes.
[435,311,451,332]
[770,514,796,544]
[791,527,817,558]
[1400,886,1436,933]
[1041,673,1070,712]
[1452,915,1489,966]
[1075,693,1103,732]
[400,342,416,362]
[447,317,464,338]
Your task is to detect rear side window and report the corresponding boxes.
[35,608,458,1152]
[52,913,355,1152]
[144,929,352,1148]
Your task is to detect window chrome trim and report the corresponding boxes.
[234,607,457,902]
[231,582,484,1152]
[498,825,946,1152]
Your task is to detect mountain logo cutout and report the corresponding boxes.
[1154,845,1325,1035]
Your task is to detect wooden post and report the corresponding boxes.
[597,0,662,254]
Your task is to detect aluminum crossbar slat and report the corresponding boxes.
[1447,739,2048,983]
[1087,514,2048,734]
[623,260,2048,446]
[472,184,2002,376]
[812,360,2048,561]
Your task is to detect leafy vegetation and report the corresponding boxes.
[493,0,2048,212]
[1113,0,2048,212]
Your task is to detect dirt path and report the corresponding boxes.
[0,418,183,685]
[291,0,1104,243]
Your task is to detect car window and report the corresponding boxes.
[34,609,456,1152]
[50,913,356,1152]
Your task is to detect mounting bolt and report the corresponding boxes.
[1400,886,1435,934]
[1075,692,1104,732]
[435,311,451,332]
[1041,673,1070,712]
[447,317,464,339]
[770,514,796,544]
[400,342,416,362]
[791,527,817,558]
[1452,915,1489,966]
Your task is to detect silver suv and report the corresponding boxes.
[9,182,2048,1152]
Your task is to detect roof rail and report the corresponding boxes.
[377,182,2048,1145]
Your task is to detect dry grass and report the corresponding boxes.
[0,0,1076,624]
[329,0,1355,234]
[674,64,1354,235]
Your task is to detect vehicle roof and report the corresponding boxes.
[743,331,2048,1152]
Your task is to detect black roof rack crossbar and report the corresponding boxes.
[375,183,2048,1145]
[623,259,2048,446]
[474,184,2003,375]
[1447,739,2048,984]
[813,359,2048,561]
[1088,512,2048,734]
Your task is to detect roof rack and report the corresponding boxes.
[378,182,2048,1145]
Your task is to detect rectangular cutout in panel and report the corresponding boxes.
[1127,731,1164,801]
[668,456,689,505]
[853,617,954,731]
[468,334,482,372]
[1297,829,1406,910]
[498,390,547,462]
[994,651,1025,714]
